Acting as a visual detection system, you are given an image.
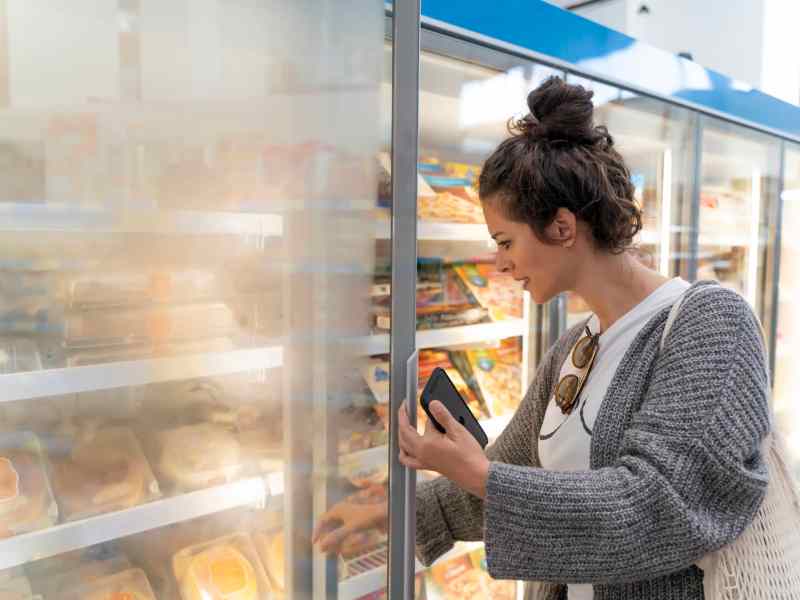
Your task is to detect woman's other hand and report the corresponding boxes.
[312,497,388,555]
[398,400,489,499]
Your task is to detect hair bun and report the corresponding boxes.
[517,77,605,146]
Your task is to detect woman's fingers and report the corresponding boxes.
[318,523,354,554]
[312,508,342,543]
[399,448,425,470]
[398,403,421,453]
[428,401,461,440]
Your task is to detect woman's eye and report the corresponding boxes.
[499,241,511,250]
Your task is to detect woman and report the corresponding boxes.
[314,77,769,600]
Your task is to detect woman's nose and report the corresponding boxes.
[495,254,512,273]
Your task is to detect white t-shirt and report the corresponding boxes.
[538,277,690,600]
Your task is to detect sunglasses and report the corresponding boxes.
[540,325,600,440]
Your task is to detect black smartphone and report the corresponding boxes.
[419,367,489,448]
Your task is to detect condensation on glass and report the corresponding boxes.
[0,2,385,600]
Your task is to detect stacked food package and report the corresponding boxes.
[370,259,523,334]
[0,370,283,543]
[425,548,515,600]
[376,153,484,224]
[0,503,288,600]
[450,339,522,419]
[0,260,286,372]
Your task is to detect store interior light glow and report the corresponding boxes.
[459,67,528,128]
[781,189,800,202]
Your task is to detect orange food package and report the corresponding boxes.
[452,263,523,321]
[426,547,515,600]
[172,532,271,600]
[0,431,58,538]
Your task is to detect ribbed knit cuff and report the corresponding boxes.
[415,479,455,566]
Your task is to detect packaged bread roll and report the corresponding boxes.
[172,533,271,600]
[156,424,241,492]
[49,427,160,521]
[0,431,58,537]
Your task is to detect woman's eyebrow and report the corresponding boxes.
[491,231,506,240]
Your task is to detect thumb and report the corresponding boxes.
[429,400,458,435]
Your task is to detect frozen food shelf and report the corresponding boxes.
[338,541,484,600]
[0,472,284,571]
[375,218,491,242]
[0,203,283,237]
[0,345,283,403]
[350,319,526,356]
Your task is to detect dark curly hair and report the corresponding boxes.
[478,76,642,254]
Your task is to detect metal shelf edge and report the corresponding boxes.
[0,345,284,403]
[0,204,284,237]
[0,473,283,571]
[349,319,526,356]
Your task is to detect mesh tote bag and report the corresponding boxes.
[662,287,800,600]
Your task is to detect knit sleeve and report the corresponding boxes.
[483,287,771,584]
[414,330,579,566]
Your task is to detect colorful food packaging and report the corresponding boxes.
[172,533,271,600]
[452,263,523,321]
[463,348,521,418]
[425,547,515,600]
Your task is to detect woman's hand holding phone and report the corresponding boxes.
[398,399,490,499]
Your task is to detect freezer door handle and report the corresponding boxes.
[404,348,419,600]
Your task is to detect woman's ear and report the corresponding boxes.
[544,208,577,248]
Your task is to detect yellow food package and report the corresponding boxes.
[468,548,516,600]
[172,533,271,600]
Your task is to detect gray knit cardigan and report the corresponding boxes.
[415,281,771,600]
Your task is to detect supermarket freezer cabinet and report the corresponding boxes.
[388,8,800,600]
[0,1,386,600]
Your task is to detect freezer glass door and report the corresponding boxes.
[402,49,561,600]
[0,2,386,600]
[563,77,697,329]
[773,144,800,479]
[697,119,781,327]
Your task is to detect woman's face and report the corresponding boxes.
[482,200,573,304]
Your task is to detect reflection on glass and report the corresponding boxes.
[773,146,800,479]
[564,76,696,328]
[697,119,780,318]
[397,51,560,600]
[0,2,383,600]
